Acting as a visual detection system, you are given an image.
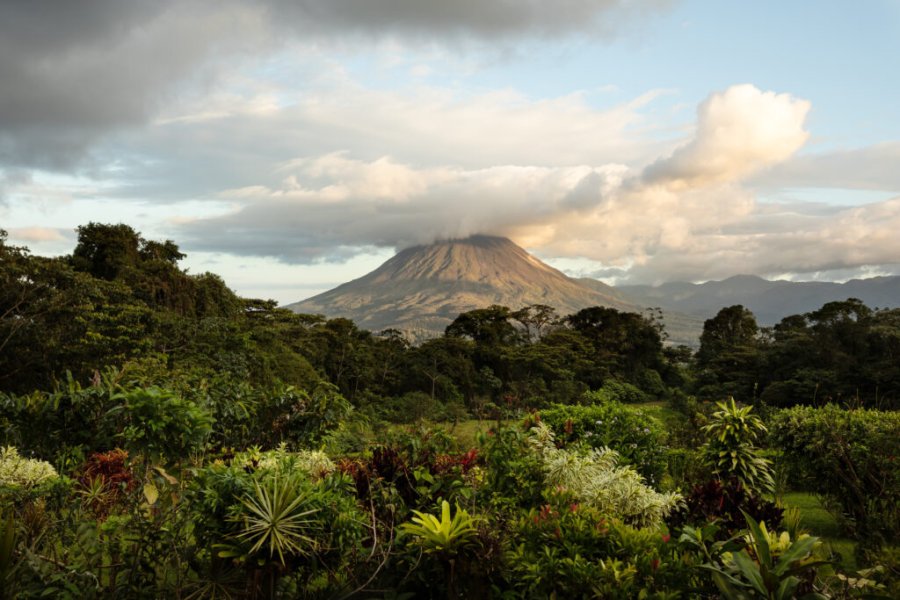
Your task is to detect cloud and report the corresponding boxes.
[0,0,270,169]
[0,168,32,206]
[605,196,900,282]
[99,83,663,203]
[641,84,810,188]
[0,0,670,169]
[7,227,68,243]
[177,83,900,284]
[180,154,628,260]
[265,0,671,39]
[751,142,900,192]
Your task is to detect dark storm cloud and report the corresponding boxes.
[0,0,670,169]
[266,0,668,39]
[0,1,253,168]
[2,1,162,166]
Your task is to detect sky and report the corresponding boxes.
[2,0,899,304]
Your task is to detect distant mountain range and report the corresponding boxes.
[286,235,900,345]
[619,274,900,325]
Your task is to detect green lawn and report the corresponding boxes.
[446,418,508,448]
[780,492,858,570]
[631,401,684,426]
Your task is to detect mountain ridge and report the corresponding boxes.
[619,274,900,324]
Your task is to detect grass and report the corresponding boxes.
[631,401,684,427]
[780,491,858,570]
[446,418,509,448]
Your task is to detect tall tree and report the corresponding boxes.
[695,305,764,401]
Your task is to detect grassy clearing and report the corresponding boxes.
[631,401,684,426]
[780,492,858,570]
[446,418,509,448]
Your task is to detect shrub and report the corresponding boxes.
[188,450,366,597]
[667,479,783,538]
[478,425,545,509]
[0,377,119,461]
[504,491,690,599]
[587,380,651,404]
[705,512,831,600]
[701,397,774,495]
[112,387,213,464]
[77,448,135,516]
[538,401,667,483]
[528,423,681,528]
[769,404,900,549]
[375,391,448,423]
[0,447,58,490]
[258,382,353,447]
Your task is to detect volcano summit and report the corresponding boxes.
[286,235,637,338]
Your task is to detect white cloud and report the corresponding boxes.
[7,227,68,243]
[751,141,900,192]
[641,84,811,187]
[177,82,900,286]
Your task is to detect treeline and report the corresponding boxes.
[696,302,900,409]
[2,223,898,414]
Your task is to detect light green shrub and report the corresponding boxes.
[770,404,900,548]
[528,423,681,528]
[0,446,58,489]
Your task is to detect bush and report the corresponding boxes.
[770,404,900,549]
[478,425,545,509]
[701,397,774,496]
[0,377,119,462]
[187,448,366,596]
[112,387,213,464]
[375,391,448,423]
[528,423,681,528]
[0,447,59,492]
[586,380,652,404]
[666,478,783,538]
[538,400,667,483]
[503,490,690,599]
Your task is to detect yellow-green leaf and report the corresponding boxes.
[144,482,159,505]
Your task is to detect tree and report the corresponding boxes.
[71,222,143,280]
[511,304,559,341]
[695,305,764,401]
[565,306,665,385]
[445,305,522,346]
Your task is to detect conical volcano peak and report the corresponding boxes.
[286,235,635,338]
[375,235,558,284]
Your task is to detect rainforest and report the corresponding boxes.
[1,224,898,599]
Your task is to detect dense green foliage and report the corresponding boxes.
[0,224,897,597]
[697,302,900,409]
[538,398,667,483]
[701,398,775,496]
[770,405,900,550]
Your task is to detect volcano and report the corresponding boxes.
[285,235,639,339]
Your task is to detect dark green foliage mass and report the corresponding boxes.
[770,405,900,549]
[0,223,898,598]
[695,301,900,409]
[538,398,667,483]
